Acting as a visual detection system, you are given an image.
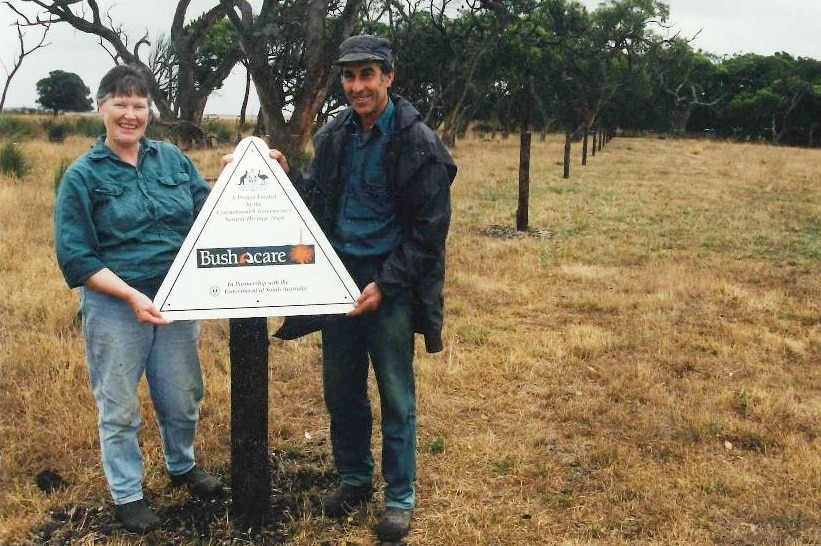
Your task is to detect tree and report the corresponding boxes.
[36,70,92,114]
[1,1,50,112]
[19,0,243,127]
[223,0,361,160]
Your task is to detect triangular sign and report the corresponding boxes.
[153,136,360,320]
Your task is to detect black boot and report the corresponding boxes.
[115,499,160,534]
[321,483,373,517]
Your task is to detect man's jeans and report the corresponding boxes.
[322,255,417,510]
[81,287,203,504]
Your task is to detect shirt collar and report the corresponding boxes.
[345,97,395,135]
[374,97,395,134]
[89,135,158,161]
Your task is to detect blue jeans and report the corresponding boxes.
[322,256,417,509]
[81,287,203,505]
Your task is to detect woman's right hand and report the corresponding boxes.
[85,269,172,325]
[127,291,171,325]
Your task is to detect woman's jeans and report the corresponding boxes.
[81,287,203,505]
[321,255,417,510]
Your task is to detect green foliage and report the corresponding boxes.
[201,118,236,144]
[42,119,71,142]
[73,116,105,138]
[53,158,71,194]
[0,116,34,139]
[36,70,93,115]
[0,142,30,178]
[194,17,240,86]
[426,435,446,454]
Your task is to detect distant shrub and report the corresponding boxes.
[42,119,71,142]
[73,116,104,138]
[146,121,167,140]
[0,142,30,178]
[472,120,499,134]
[202,118,236,144]
[0,116,34,139]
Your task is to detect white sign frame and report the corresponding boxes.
[153,136,360,320]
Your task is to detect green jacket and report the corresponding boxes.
[275,95,456,352]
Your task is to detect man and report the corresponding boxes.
[271,34,456,542]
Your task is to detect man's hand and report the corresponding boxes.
[347,282,382,317]
[269,149,289,173]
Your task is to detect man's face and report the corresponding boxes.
[340,62,394,130]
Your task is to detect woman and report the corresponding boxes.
[53,65,219,534]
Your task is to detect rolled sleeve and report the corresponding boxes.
[53,169,106,288]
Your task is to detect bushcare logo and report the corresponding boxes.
[197,245,315,268]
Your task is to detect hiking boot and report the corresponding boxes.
[115,499,160,534]
[376,507,413,542]
[321,483,373,517]
[169,466,222,497]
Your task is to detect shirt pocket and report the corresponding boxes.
[350,167,392,219]
[91,183,136,233]
[154,172,195,224]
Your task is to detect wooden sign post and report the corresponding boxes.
[229,317,270,528]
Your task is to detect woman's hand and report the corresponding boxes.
[127,291,172,325]
[85,268,172,325]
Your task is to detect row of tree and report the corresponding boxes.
[7,0,821,153]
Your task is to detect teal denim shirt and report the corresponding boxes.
[54,136,211,293]
[333,98,401,256]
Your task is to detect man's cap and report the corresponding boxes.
[333,34,393,66]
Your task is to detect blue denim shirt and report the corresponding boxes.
[54,136,211,292]
[333,98,401,257]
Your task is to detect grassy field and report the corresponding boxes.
[1,132,820,545]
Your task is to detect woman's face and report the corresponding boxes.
[98,93,150,151]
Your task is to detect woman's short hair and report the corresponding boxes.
[96,64,152,103]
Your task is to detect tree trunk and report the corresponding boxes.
[238,67,250,133]
[582,129,589,165]
[516,131,531,231]
[563,128,572,179]
[229,0,360,160]
[590,127,599,157]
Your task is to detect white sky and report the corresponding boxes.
[2,0,820,115]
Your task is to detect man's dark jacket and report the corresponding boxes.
[274,94,456,353]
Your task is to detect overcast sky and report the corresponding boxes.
[2,0,820,116]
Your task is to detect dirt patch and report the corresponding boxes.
[24,448,338,546]
[480,224,552,239]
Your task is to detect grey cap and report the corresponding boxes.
[333,34,393,66]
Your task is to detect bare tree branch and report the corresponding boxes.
[1,1,51,111]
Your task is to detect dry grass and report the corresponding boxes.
[1,133,820,545]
